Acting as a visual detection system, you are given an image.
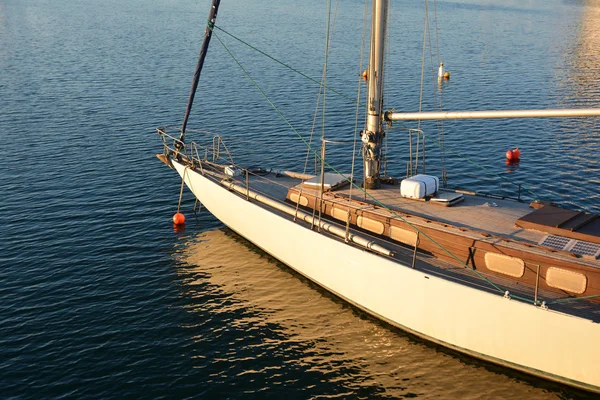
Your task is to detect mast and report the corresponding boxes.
[362,0,389,190]
[179,0,222,143]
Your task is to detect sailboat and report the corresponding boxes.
[157,0,600,393]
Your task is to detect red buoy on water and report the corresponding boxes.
[506,147,521,161]
[173,212,185,225]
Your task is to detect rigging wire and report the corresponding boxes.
[347,0,371,240]
[346,0,369,241]
[316,0,339,230]
[294,66,324,223]
[391,125,541,199]
[547,293,600,305]
[213,24,361,107]
[317,0,332,230]
[416,0,430,176]
[417,0,447,179]
[433,0,447,185]
[213,18,537,203]
[382,0,391,179]
[213,19,539,203]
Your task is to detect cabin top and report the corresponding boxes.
[516,204,600,245]
[284,175,600,264]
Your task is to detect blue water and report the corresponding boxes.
[1,0,599,398]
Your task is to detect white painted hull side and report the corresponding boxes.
[173,161,600,392]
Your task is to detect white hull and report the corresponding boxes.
[173,161,600,393]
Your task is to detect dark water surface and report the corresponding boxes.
[1,0,599,398]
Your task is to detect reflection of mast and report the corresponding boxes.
[175,230,556,398]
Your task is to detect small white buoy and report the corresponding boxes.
[438,62,445,81]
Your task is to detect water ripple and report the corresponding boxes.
[1,0,598,398]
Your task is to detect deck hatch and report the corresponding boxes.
[516,204,600,244]
[302,173,351,191]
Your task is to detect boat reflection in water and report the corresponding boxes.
[173,229,574,399]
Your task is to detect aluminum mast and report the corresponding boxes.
[362,0,389,190]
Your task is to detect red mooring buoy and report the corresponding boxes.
[173,212,185,225]
[506,147,521,161]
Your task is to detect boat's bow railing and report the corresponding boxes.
[157,126,235,167]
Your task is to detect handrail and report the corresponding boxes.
[157,127,235,169]
[221,179,395,257]
[321,138,359,145]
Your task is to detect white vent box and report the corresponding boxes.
[225,165,242,177]
[400,174,439,199]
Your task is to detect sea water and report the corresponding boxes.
[1,0,599,398]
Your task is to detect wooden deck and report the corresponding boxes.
[332,183,545,243]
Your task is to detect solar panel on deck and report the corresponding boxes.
[570,241,600,258]
[539,235,600,259]
[539,235,571,251]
